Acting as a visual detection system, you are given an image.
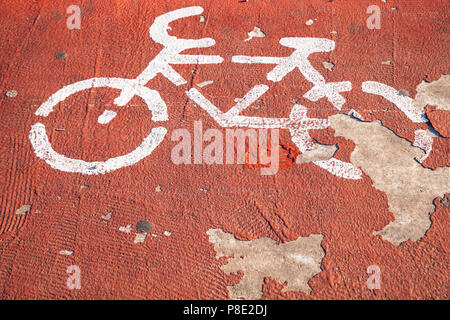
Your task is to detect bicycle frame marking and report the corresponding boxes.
[30,6,428,179]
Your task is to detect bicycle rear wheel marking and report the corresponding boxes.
[31,77,168,175]
[30,124,167,175]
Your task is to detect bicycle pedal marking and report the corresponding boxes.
[30,6,427,179]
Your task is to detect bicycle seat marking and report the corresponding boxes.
[30,6,428,178]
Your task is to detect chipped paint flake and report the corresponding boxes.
[197,80,214,88]
[330,114,450,245]
[134,232,147,243]
[244,27,265,42]
[323,61,335,71]
[296,144,337,164]
[119,224,132,233]
[15,204,31,215]
[348,109,363,120]
[207,229,324,300]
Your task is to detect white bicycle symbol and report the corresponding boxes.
[29,6,427,179]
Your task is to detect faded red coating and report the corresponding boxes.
[0,0,448,299]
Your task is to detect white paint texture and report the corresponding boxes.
[232,38,352,110]
[413,129,434,163]
[97,110,117,124]
[362,81,426,122]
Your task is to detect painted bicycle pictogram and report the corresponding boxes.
[29,6,427,178]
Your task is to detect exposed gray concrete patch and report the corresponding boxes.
[329,115,450,245]
[207,229,324,300]
[296,144,337,164]
[441,196,450,208]
[414,75,450,111]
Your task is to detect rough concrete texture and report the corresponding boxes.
[0,0,448,300]
[414,75,450,111]
[207,229,324,299]
[330,115,449,245]
[296,144,337,164]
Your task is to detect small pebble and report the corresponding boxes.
[136,220,153,233]
[56,52,67,59]
[306,19,314,26]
